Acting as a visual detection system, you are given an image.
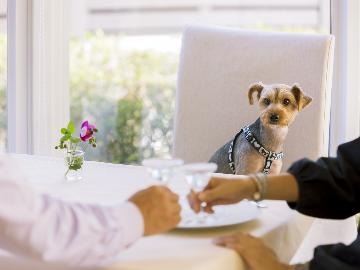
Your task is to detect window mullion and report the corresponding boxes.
[32,0,70,156]
[7,0,33,153]
[329,0,360,155]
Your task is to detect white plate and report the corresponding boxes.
[177,200,260,229]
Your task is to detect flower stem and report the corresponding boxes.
[65,149,77,177]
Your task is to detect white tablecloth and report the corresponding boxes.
[0,154,357,270]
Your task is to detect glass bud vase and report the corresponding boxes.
[65,150,84,182]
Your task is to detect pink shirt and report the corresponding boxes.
[0,157,144,266]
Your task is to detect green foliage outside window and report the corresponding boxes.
[70,31,178,164]
[107,95,143,164]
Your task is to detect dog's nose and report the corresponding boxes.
[270,113,280,123]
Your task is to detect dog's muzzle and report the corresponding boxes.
[270,113,280,124]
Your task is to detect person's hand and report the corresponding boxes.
[187,176,256,213]
[129,186,181,236]
[214,233,293,270]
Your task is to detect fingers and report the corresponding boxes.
[214,233,282,270]
[188,190,229,214]
[213,234,249,256]
[198,189,220,203]
[187,178,226,213]
[151,185,182,216]
[213,233,253,248]
[169,192,180,202]
[173,215,181,225]
[187,191,214,214]
[187,190,201,213]
[204,178,221,190]
[203,204,214,214]
[168,210,181,226]
[170,202,181,215]
[197,178,223,203]
[223,243,242,253]
[213,235,238,246]
[151,185,179,202]
[213,233,267,253]
[132,185,183,236]
[213,237,243,253]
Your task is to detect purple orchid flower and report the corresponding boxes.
[80,120,97,142]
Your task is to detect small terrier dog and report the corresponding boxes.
[209,82,312,175]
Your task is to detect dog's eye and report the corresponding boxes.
[263,98,271,106]
[283,98,290,106]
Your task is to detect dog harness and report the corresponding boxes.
[228,126,284,174]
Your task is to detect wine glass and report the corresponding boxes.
[142,158,184,185]
[181,162,217,225]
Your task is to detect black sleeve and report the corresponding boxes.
[287,137,360,219]
[309,235,360,270]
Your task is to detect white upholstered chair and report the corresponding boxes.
[173,26,357,263]
[174,26,333,169]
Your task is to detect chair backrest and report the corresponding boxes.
[173,26,334,171]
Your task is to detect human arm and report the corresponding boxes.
[214,233,294,270]
[188,173,299,213]
[197,169,360,270]
[214,232,360,270]
[0,157,180,266]
[190,138,360,270]
[190,137,360,218]
[286,137,360,218]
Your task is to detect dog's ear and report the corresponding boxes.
[291,84,312,111]
[248,82,264,105]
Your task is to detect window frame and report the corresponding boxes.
[7,0,33,153]
[7,0,70,155]
[31,0,70,156]
[329,0,360,155]
[8,0,359,157]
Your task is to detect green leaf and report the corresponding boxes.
[67,156,84,171]
[60,135,70,142]
[67,121,75,134]
[60,128,67,134]
[70,137,81,144]
[69,163,82,170]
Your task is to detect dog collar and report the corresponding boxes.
[228,125,284,174]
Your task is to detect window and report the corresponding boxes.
[329,0,360,155]
[0,0,7,152]
[69,0,330,164]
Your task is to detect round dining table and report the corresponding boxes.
[0,154,356,270]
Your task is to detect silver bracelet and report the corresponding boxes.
[250,173,268,201]
[293,262,310,270]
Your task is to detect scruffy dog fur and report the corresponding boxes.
[209,82,312,175]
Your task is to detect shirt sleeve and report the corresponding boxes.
[309,235,360,270]
[287,137,360,219]
[0,156,144,266]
